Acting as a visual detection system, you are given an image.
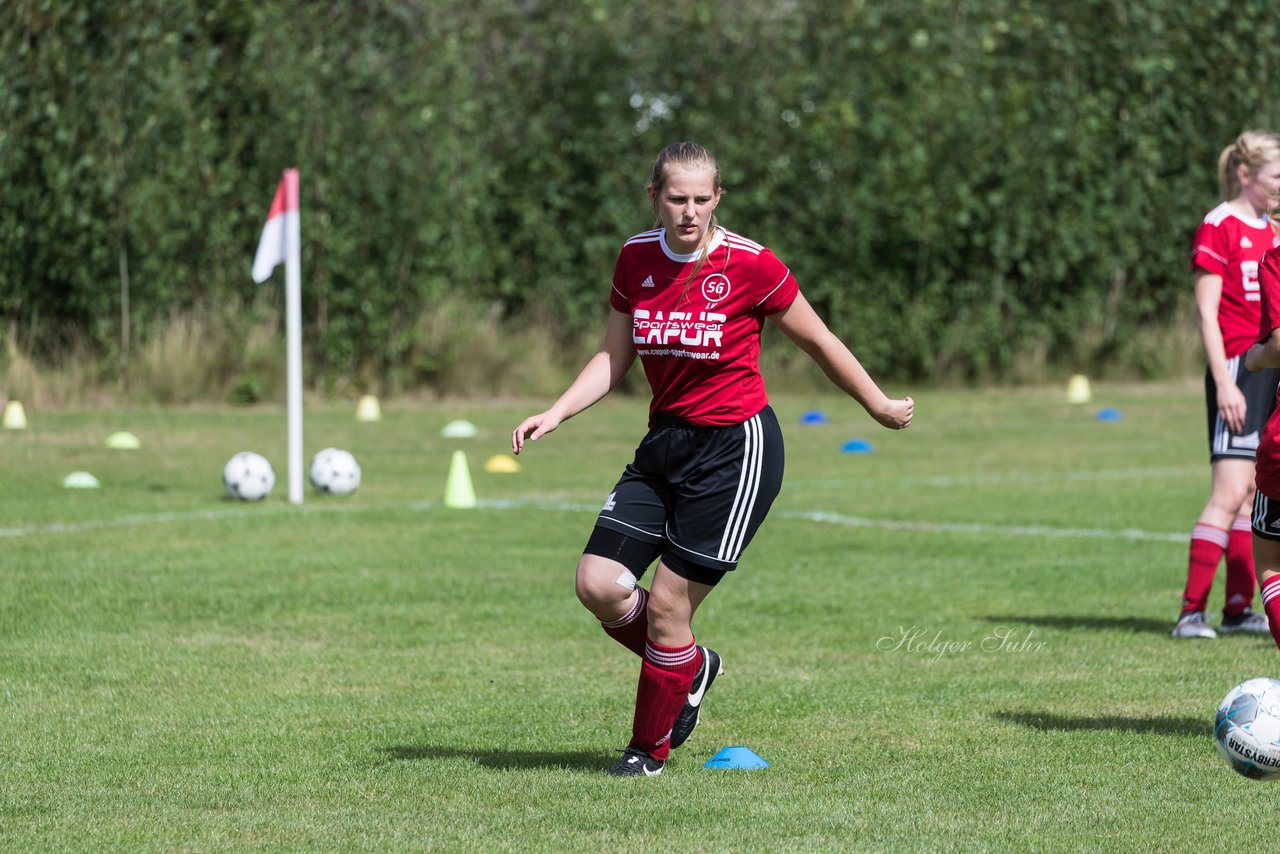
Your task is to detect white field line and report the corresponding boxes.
[793,465,1202,489]
[0,503,359,539]
[0,488,1186,544]
[780,510,1185,543]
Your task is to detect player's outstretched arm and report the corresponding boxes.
[512,309,637,454]
[768,292,913,430]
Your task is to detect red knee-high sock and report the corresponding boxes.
[1182,523,1230,614]
[630,639,700,761]
[1260,575,1280,652]
[601,588,648,657]
[1225,515,1258,617]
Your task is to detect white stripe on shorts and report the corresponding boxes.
[1213,356,1241,456]
[719,414,763,562]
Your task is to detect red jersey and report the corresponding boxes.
[610,227,799,426]
[1255,251,1280,497]
[1191,202,1279,358]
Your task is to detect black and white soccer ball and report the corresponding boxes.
[1215,677,1280,780]
[309,447,361,496]
[222,451,275,501]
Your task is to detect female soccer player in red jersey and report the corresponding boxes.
[1244,240,1280,649]
[1173,130,1280,640]
[512,141,913,776]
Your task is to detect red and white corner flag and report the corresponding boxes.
[252,168,300,283]
[251,168,305,505]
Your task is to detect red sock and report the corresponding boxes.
[1225,515,1257,617]
[630,639,700,761]
[1182,523,1229,614]
[1260,575,1280,652]
[601,588,648,657]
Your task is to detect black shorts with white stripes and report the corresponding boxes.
[587,405,785,584]
[1205,360,1280,461]
[1254,491,1280,542]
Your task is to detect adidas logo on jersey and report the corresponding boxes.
[641,275,656,288]
[1242,236,1254,249]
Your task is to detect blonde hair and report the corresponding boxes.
[1218,129,1280,200]
[647,142,724,305]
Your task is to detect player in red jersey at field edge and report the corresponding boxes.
[1243,208,1280,650]
[512,141,913,777]
[1173,130,1280,640]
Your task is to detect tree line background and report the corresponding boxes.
[4,0,1279,401]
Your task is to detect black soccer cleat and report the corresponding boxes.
[669,646,722,750]
[1219,608,1270,635]
[608,746,665,777]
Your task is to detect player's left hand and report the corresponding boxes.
[873,396,914,430]
[1246,342,1266,373]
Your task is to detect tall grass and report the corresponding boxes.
[3,297,1206,412]
[1,297,591,410]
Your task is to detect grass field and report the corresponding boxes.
[2,381,1277,850]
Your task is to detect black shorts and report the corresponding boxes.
[1206,361,1280,461]
[585,406,785,584]
[1254,491,1280,542]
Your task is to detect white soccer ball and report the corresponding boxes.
[309,447,361,496]
[222,451,275,501]
[1215,677,1280,780]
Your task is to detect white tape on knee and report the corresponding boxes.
[615,570,638,590]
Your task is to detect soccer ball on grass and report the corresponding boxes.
[1215,677,1280,780]
[222,451,275,501]
[309,447,361,496]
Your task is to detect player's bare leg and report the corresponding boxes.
[577,552,650,656]
[1176,459,1255,638]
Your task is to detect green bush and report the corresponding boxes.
[2,0,1277,393]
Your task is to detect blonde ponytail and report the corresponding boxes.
[1219,129,1280,201]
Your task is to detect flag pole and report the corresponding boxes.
[283,168,304,505]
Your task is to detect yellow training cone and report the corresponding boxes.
[62,471,100,489]
[356,394,382,422]
[1066,374,1092,404]
[3,400,27,430]
[484,454,522,474]
[445,450,477,509]
[441,419,478,439]
[105,431,141,450]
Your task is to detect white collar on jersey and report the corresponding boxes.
[1221,200,1270,229]
[659,226,726,263]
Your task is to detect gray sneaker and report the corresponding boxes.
[1219,608,1270,635]
[1171,610,1217,639]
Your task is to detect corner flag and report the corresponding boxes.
[253,169,299,283]
[252,169,304,505]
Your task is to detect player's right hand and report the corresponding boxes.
[511,411,562,455]
[1218,384,1247,435]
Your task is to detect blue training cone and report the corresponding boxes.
[704,746,770,770]
[841,438,874,454]
[1095,407,1122,422]
[800,410,829,425]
